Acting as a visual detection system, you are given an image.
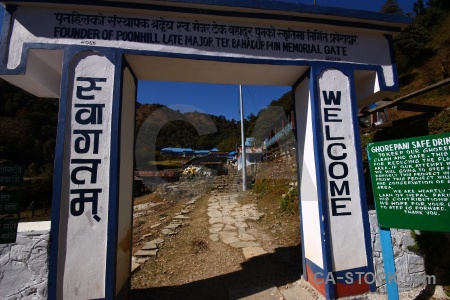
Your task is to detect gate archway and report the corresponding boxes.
[0,1,409,299]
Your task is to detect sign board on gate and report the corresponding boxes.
[367,133,450,232]
[0,165,24,186]
[0,165,23,244]
[0,219,19,244]
[0,191,21,215]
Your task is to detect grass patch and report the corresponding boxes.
[280,186,298,215]
[191,238,208,254]
[148,159,185,170]
[252,178,298,215]
[428,109,450,134]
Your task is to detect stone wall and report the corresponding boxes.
[0,222,50,300]
[369,210,427,292]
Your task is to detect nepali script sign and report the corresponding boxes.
[0,220,19,244]
[0,191,21,215]
[0,165,24,186]
[5,6,394,69]
[367,133,450,232]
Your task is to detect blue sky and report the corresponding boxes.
[0,1,414,120]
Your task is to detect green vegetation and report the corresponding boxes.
[245,91,293,145]
[428,109,450,134]
[279,186,298,215]
[252,178,298,215]
[392,0,450,86]
[147,159,185,170]
[365,0,450,288]
[0,80,58,216]
[134,90,293,155]
[135,104,241,153]
[407,230,450,285]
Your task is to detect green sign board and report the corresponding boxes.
[0,219,19,244]
[0,191,21,215]
[367,133,450,232]
[0,165,24,186]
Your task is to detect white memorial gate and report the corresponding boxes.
[0,1,409,299]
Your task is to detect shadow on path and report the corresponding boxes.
[130,243,302,300]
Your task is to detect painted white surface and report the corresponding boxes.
[382,65,395,87]
[318,69,367,271]
[6,7,394,69]
[115,66,135,296]
[57,52,114,299]
[0,49,62,97]
[17,221,51,232]
[295,78,324,269]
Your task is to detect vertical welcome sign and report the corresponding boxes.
[319,69,369,274]
[296,68,373,299]
[57,52,114,299]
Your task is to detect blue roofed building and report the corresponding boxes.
[160,147,195,157]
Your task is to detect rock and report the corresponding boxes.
[230,241,260,248]
[222,236,240,244]
[402,234,416,253]
[134,249,158,256]
[242,246,267,259]
[210,234,220,242]
[221,210,232,216]
[165,223,181,230]
[140,233,153,240]
[149,238,164,244]
[150,223,162,229]
[135,257,149,264]
[209,227,222,233]
[131,262,140,273]
[234,222,248,228]
[161,229,177,235]
[223,225,236,231]
[238,233,256,241]
[219,230,237,237]
[410,272,427,288]
[373,235,382,252]
[173,215,190,220]
[207,210,223,218]
[220,216,236,225]
[408,254,425,273]
[141,242,158,250]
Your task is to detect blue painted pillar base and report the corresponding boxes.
[379,227,399,300]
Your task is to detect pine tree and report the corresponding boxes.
[380,0,403,14]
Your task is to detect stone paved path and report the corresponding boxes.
[131,197,199,272]
[207,192,266,259]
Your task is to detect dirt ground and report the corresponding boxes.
[130,177,301,300]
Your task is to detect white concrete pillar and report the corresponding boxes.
[48,50,135,299]
[295,66,374,299]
